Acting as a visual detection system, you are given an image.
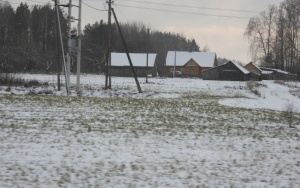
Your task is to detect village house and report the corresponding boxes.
[165,51,218,77]
[110,52,157,77]
[203,61,260,81]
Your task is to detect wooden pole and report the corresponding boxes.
[54,0,60,91]
[111,8,142,93]
[105,0,112,89]
[146,28,150,83]
[76,0,82,94]
[56,2,69,94]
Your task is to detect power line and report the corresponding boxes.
[0,0,20,5]
[0,0,46,5]
[115,4,252,19]
[82,0,107,11]
[27,0,48,3]
[120,0,259,14]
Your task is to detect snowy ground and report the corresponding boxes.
[0,74,300,187]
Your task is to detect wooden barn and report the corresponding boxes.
[203,61,261,81]
[244,62,273,80]
[165,51,218,77]
[111,52,157,77]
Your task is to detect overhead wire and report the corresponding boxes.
[0,0,21,5]
[115,4,252,19]
[0,0,48,6]
[120,0,259,14]
[82,0,107,11]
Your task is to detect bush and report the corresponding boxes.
[0,73,25,86]
[282,103,298,128]
[246,81,263,97]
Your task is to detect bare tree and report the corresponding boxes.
[245,5,278,67]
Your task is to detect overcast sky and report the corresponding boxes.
[11,0,284,64]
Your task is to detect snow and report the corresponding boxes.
[262,71,273,74]
[165,51,216,67]
[111,52,157,67]
[0,74,300,187]
[232,61,250,74]
[261,67,290,75]
[220,81,300,111]
[1,74,299,112]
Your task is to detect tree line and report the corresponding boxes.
[245,0,300,75]
[0,2,67,73]
[0,2,200,75]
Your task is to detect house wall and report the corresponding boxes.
[184,59,202,77]
[261,73,274,80]
[219,63,247,81]
[249,72,261,81]
[202,68,219,80]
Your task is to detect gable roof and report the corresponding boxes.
[203,61,250,74]
[244,62,262,72]
[232,62,250,74]
[111,52,157,67]
[165,51,216,67]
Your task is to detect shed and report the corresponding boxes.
[165,51,218,77]
[110,52,157,77]
[260,67,298,81]
[203,61,260,81]
[244,62,273,80]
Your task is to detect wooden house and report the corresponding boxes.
[165,51,218,77]
[203,61,260,81]
[110,52,157,77]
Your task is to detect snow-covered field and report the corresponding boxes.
[0,74,300,187]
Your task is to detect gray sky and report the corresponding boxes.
[12,0,283,64]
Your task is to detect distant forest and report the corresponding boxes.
[0,2,200,75]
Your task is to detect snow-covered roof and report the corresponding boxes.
[111,52,157,67]
[232,62,250,74]
[261,71,273,75]
[165,51,216,67]
[260,67,289,75]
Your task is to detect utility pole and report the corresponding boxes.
[146,28,150,83]
[112,8,142,93]
[76,0,82,94]
[105,0,112,89]
[54,0,60,91]
[55,0,69,94]
[67,0,72,87]
[173,51,177,78]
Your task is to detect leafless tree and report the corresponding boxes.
[245,5,278,66]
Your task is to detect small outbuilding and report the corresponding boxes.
[165,51,218,77]
[244,62,298,80]
[203,61,261,81]
[111,52,157,77]
[244,62,273,80]
[260,67,298,81]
